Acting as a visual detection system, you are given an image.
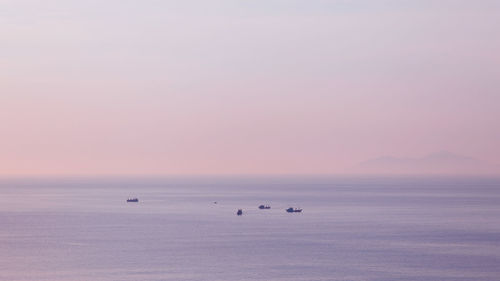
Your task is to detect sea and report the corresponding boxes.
[1,176,499,281]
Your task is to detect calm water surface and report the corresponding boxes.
[1,176,499,281]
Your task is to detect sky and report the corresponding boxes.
[1,0,499,175]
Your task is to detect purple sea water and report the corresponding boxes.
[1,176,499,281]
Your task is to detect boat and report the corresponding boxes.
[258,205,271,209]
[237,209,243,216]
[127,198,139,202]
[286,207,302,213]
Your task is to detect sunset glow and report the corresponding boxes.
[2,0,499,175]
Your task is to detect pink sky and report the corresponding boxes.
[1,0,499,175]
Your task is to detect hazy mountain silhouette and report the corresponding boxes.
[356,151,497,175]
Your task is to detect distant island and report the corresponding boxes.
[355,151,498,175]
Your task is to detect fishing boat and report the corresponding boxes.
[258,205,271,209]
[286,207,302,213]
[127,198,139,203]
[237,209,243,216]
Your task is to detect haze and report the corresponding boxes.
[1,0,499,175]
